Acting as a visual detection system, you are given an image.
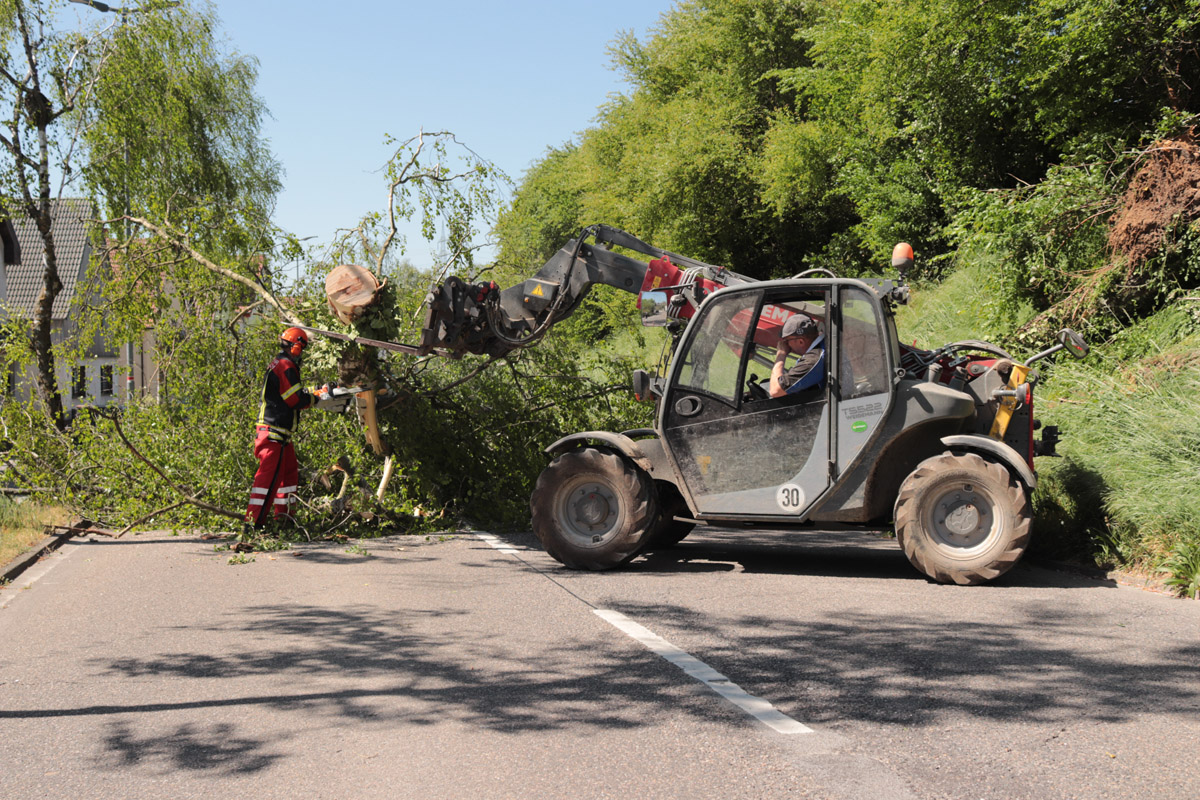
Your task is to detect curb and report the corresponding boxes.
[0,518,90,585]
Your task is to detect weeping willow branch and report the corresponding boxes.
[92,407,243,526]
[117,215,305,326]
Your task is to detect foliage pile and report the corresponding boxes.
[953,130,1200,349]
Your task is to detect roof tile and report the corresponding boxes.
[8,198,96,320]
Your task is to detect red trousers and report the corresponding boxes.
[245,426,299,527]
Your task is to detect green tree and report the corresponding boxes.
[0,0,109,428]
[79,2,281,255]
[76,1,283,366]
[0,0,279,429]
[504,0,1200,279]
[783,0,1200,266]
[497,0,836,279]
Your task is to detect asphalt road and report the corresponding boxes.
[1,526,1198,799]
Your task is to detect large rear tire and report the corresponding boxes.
[894,452,1032,585]
[530,448,658,570]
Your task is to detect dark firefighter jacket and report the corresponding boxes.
[256,352,315,442]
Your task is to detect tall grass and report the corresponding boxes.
[0,498,67,570]
[1036,319,1200,568]
[894,257,1035,349]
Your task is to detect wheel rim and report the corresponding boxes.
[923,481,998,555]
[556,479,625,548]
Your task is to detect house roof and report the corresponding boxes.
[8,198,96,320]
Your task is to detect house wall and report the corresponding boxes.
[59,356,121,410]
[122,327,160,401]
[2,209,163,412]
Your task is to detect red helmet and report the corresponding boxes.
[280,327,309,358]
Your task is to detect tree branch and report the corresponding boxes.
[120,215,305,326]
[115,500,189,538]
[377,129,491,273]
[92,407,243,525]
[472,384,627,435]
[413,354,504,398]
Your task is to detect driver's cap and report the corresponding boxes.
[781,314,817,339]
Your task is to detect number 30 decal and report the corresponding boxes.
[776,483,806,513]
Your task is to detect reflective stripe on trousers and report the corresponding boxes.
[246,427,299,527]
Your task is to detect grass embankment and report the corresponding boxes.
[0,498,69,572]
[896,263,1200,593]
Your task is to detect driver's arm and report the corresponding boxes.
[769,344,789,398]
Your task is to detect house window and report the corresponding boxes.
[71,366,88,399]
[100,365,114,396]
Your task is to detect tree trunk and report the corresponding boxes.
[325,264,381,323]
[30,52,66,431]
[31,213,65,431]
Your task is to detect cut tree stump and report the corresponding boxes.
[326,264,382,323]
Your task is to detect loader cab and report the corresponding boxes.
[658,280,896,522]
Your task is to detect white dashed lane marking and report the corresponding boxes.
[475,532,815,736]
[593,608,814,735]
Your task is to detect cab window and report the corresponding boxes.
[839,287,890,400]
[675,292,758,403]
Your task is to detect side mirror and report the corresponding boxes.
[1026,328,1091,366]
[1058,329,1089,360]
[631,369,663,402]
[638,290,669,327]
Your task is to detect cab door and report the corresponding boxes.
[659,286,832,519]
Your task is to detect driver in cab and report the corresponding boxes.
[770,314,824,398]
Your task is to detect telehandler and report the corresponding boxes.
[323,225,1088,584]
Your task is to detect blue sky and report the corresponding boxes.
[213,1,676,263]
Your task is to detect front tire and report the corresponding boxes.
[894,452,1032,585]
[530,448,658,570]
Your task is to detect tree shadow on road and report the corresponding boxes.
[4,532,1195,776]
[3,601,732,773]
[601,599,1200,729]
[96,720,286,776]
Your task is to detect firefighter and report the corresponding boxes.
[245,327,331,529]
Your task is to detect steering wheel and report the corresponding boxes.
[745,373,769,402]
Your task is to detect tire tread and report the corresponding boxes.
[894,452,1032,585]
[530,448,656,570]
